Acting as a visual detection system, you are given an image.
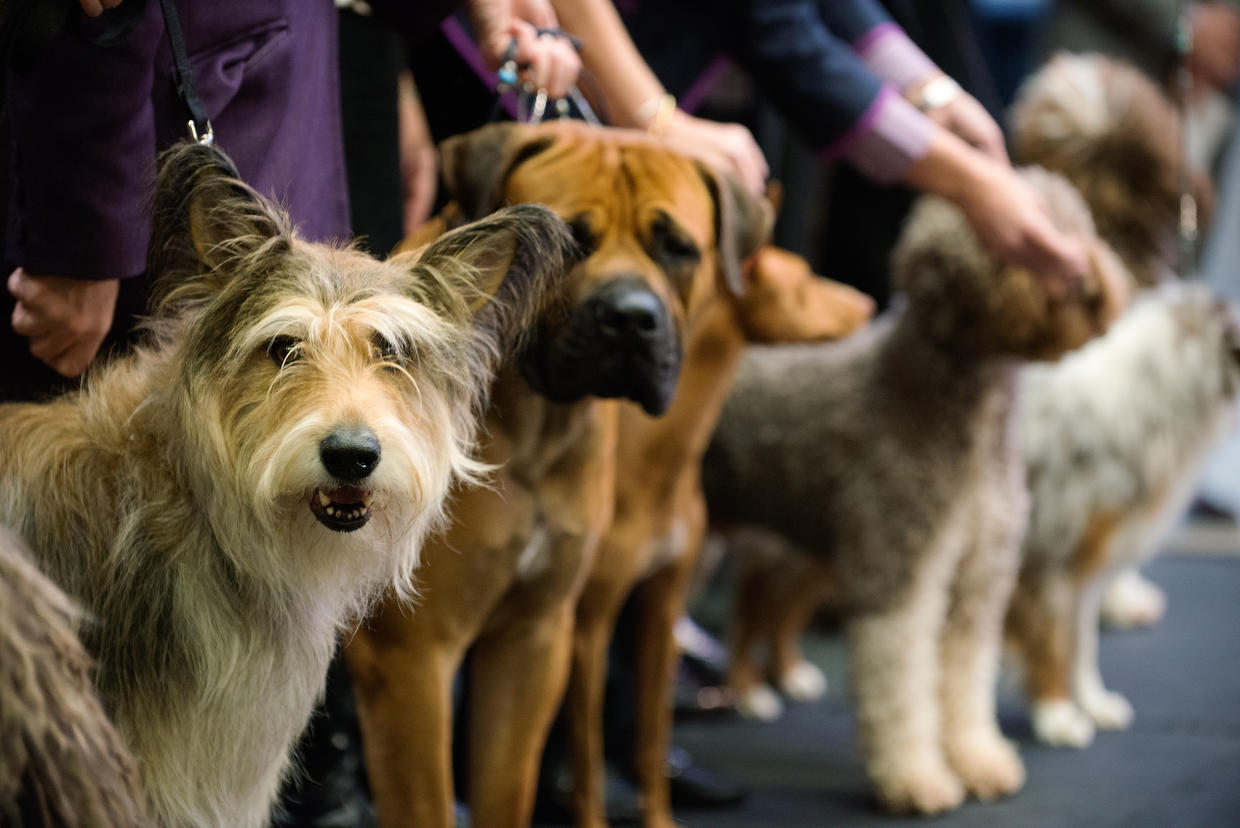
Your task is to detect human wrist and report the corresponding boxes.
[904,73,962,113]
[904,128,994,206]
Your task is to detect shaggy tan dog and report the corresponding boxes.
[0,143,575,826]
[704,169,1127,815]
[0,528,148,827]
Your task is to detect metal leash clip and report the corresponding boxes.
[494,34,601,127]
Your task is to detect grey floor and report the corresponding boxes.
[667,523,1240,828]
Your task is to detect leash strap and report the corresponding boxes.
[156,0,212,144]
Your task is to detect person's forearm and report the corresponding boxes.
[549,0,665,128]
[902,126,992,204]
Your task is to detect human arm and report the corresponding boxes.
[904,128,1089,286]
[3,6,162,376]
[548,0,768,194]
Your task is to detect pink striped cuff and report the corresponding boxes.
[820,86,934,184]
[855,23,938,91]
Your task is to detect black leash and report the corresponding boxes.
[155,0,211,144]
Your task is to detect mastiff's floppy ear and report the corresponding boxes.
[439,122,558,220]
[697,163,773,296]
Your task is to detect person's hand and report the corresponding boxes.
[927,93,1008,164]
[956,161,1090,292]
[470,0,581,98]
[1189,2,1240,91]
[78,0,121,17]
[8,269,118,377]
[659,111,769,196]
[905,74,1007,163]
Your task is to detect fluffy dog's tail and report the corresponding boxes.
[0,528,149,827]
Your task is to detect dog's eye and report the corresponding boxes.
[371,333,403,367]
[660,234,700,262]
[268,336,299,368]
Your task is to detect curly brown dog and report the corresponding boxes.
[706,168,1128,815]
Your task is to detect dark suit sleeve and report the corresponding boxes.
[732,0,933,182]
[5,6,163,280]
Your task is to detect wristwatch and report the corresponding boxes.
[915,75,962,112]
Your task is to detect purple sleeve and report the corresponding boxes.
[853,23,939,91]
[820,86,935,184]
[6,6,164,280]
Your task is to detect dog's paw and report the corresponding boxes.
[1081,688,1134,730]
[1032,699,1096,748]
[945,732,1026,801]
[871,756,966,816]
[778,660,827,701]
[737,684,785,721]
[1101,571,1166,630]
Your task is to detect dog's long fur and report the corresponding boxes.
[0,528,148,827]
[704,169,1126,814]
[0,142,576,826]
[1010,283,1240,747]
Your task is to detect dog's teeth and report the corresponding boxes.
[318,491,331,507]
[326,506,336,517]
[361,493,373,507]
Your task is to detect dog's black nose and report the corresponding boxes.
[320,428,381,482]
[587,278,667,343]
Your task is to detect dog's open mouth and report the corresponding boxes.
[309,487,374,532]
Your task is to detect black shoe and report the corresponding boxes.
[664,746,748,810]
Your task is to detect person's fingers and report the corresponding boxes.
[10,301,55,338]
[541,38,579,99]
[7,268,32,303]
[79,0,104,16]
[45,340,95,378]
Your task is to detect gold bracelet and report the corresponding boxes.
[637,93,677,136]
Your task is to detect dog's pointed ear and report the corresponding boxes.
[148,142,290,309]
[405,203,580,370]
[439,122,557,219]
[697,163,773,295]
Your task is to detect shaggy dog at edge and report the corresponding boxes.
[0,528,148,826]
[0,143,575,827]
[704,168,1127,815]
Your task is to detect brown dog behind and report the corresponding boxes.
[565,245,873,827]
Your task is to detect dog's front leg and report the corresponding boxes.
[346,599,468,828]
[567,550,636,828]
[1008,568,1096,748]
[847,539,964,816]
[938,509,1026,802]
[631,548,700,828]
[467,600,578,828]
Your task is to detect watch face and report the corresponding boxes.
[921,76,962,110]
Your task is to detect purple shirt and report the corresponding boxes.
[4,0,349,281]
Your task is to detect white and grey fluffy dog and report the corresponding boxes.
[1010,282,1240,748]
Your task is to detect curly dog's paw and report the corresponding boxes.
[778,660,827,701]
[871,755,966,815]
[1032,699,1096,748]
[945,732,1026,801]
